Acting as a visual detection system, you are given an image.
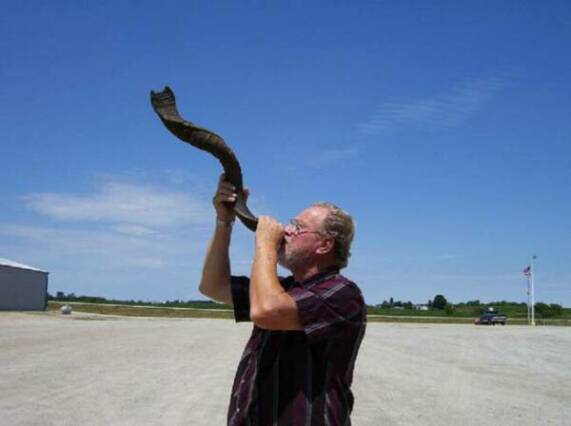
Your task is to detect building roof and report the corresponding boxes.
[0,258,48,273]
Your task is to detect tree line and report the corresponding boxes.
[377,294,566,318]
[49,291,566,318]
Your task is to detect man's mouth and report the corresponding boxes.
[278,237,290,256]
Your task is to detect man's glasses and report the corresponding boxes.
[286,219,325,237]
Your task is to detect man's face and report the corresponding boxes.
[278,206,329,270]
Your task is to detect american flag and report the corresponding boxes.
[522,265,531,277]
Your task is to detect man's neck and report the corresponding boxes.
[292,263,337,283]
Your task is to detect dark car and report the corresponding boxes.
[474,313,507,325]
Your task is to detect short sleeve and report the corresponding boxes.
[288,277,365,343]
[230,276,251,322]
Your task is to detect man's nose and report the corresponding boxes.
[284,224,295,236]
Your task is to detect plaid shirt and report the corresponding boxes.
[228,268,366,426]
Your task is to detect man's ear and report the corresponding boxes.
[316,237,335,255]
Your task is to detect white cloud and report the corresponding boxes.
[3,176,216,281]
[304,147,359,168]
[0,224,186,266]
[0,173,260,300]
[359,76,505,134]
[23,181,212,227]
[0,218,254,300]
[112,224,157,236]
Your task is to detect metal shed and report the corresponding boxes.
[0,258,49,310]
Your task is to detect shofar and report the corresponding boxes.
[150,86,258,231]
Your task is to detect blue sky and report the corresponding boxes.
[1,1,570,306]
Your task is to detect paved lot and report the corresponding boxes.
[1,312,570,425]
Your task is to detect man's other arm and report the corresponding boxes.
[198,175,247,305]
[199,222,233,305]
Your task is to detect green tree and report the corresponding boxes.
[550,304,563,316]
[444,304,455,315]
[535,303,563,318]
[432,294,448,310]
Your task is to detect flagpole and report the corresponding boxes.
[527,275,531,325]
[530,255,537,326]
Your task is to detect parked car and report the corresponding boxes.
[474,313,507,325]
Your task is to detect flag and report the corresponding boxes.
[522,265,531,277]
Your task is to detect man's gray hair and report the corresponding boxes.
[312,202,355,269]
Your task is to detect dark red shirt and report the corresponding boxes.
[228,268,366,426]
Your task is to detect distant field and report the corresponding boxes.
[48,301,234,319]
[48,302,571,325]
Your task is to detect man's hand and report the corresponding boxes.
[251,215,303,331]
[255,216,285,252]
[213,174,249,222]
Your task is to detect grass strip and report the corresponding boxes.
[48,302,570,326]
[48,301,234,319]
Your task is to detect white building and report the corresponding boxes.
[0,258,49,310]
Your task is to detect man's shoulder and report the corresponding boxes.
[311,272,364,302]
[318,271,360,289]
[336,272,359,288]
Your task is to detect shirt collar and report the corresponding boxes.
[296,265,340,287]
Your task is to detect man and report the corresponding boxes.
[199,175,366,426]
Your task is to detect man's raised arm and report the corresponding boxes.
[198,175,248,305]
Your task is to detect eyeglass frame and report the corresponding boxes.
[286,218,330,238]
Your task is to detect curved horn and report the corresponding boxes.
[150,86,258,231]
